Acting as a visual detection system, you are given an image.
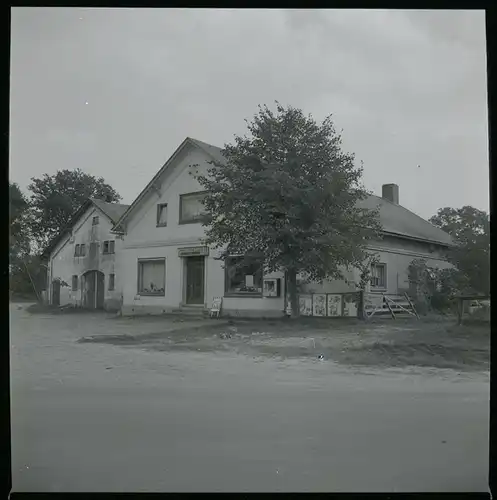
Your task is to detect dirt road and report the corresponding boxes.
[10,304,490,492]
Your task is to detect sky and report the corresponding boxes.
[10,8,489,220]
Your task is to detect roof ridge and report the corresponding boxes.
[367,194,454,246]
[370,193,453,236]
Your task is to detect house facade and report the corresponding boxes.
[300,185,454,298]
[112,137,454,318]
[43,198,129,311]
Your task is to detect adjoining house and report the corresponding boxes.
[111,137,455,318]
[42,198,129,310]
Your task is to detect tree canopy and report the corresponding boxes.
[194,102,382,316]
[9,182,31,268]
[28,168,121,250]
[429,206,489,295]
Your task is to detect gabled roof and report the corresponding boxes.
[90,198,129,225]
[113,136,223,231]
[357,195,455,247]
[41,198,129,258]
[114,137,454,247]
[188,138,225,165]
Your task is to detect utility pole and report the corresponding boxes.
[23,259,40,302]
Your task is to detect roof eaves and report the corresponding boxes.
[41,199,93,258]
[112,137,194,231]
[381,230,454,247]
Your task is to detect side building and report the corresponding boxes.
[42,198,129,310]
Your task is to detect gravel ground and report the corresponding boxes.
[11,304,490,492]
[73,312,490,372]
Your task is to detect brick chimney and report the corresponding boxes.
[382,183,399,204]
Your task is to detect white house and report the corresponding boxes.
[43,198,129,310]
[112,137,454,318]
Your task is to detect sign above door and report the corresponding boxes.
[178,246,209,257]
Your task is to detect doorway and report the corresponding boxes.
[82,270,105,309]
[51,280,60,306]
[185,256,205,305]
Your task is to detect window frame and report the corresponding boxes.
[80,243,86,257]
[156,203,168,227]
[103,240,115,255]
[108,273,115,291]
[178,191,208,225]
[92,216,99,226]
[71,275,78,291]
[74,244,80,257]
[224,255,264,298]
[137,258,166,296]
[370,262,387,291]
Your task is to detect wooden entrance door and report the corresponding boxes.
[84,271,96,309]
[52,280,60,306]
[96,271,105,309]
[185,256,205,305]
[83,271,105,309]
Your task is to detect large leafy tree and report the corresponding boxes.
[429,206,489,295]
[28,169,121,250]
[9,182,31,269]
[194,102,382,316]
[9,182,41,299]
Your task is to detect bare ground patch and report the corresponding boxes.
[79,315,490,372]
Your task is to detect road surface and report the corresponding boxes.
[10,304,490,492]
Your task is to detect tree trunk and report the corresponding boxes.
[286,268,299,318]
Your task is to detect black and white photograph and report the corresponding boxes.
[9,8,490,494]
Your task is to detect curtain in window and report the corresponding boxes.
[158,205,167,224]
[182,194,206,221]
[139,261,165,293]
[371,264,385,287]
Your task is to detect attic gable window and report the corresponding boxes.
[92,216,99,226]
[179,192,207,224]
[74,244,80,257]
[80,244,86,256]
[157,203,168,227]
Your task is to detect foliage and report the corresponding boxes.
[356,253,381,290]
[193,102,382,316]
[9,182,31,269]
[408,258,475,314]
[28,168,121,250]
[9,253,47,300]
[429,206,489,295]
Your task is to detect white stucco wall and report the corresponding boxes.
[297,236,452,296]
[48,205,123,310]
[120,144,286,317]
[365,236,453,295]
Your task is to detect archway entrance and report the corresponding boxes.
[82,270,105,309]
